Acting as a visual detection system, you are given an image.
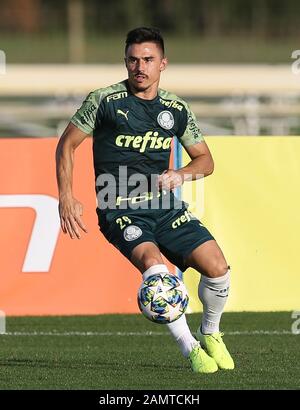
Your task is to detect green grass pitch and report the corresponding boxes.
[0,312,299,390]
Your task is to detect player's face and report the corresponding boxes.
[125,42,167,94]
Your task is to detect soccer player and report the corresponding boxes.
[56,27,234,373]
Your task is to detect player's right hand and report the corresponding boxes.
[58,195,88,239]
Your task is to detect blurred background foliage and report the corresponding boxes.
[0,0,299,63]
[1,0,300,136]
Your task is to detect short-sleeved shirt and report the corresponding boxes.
[71,80,204,208]
[70,80,214,267]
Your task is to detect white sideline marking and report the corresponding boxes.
[0,330,296,336]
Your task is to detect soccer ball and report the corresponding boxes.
[137,273,189,324]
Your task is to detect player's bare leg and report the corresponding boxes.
[130,241,164,272]
[185,239,235,369]
[131,242,218,373]
[185,239,228,278]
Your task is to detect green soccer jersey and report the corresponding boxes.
[71,80,204,205]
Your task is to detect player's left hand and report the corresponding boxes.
[157,169,184,191]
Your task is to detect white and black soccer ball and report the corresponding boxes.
[137,273,189,324]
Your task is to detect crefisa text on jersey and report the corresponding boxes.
[159,98,183,111]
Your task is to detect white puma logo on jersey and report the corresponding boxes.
[117,109,129,120]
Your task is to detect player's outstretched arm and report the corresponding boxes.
[55,122,89,239]
[157,141,214,191]
[177,140,214,179]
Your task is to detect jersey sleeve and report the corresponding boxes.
[70,91,101,134]
[177,103,204,147]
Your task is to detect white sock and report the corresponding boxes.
[198,270,230,334]
[142,264,169,280]
[166,314,198,357]
[142,264,198,358]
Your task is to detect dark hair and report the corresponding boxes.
[125,27,165,56]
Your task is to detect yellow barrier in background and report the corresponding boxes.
[182,137,300,312]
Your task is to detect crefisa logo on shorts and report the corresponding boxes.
[157,110,174,130]
[124,225,143,241]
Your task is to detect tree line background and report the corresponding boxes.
[0,0,299,63]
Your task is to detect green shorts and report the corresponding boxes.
[97,205,214,272]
